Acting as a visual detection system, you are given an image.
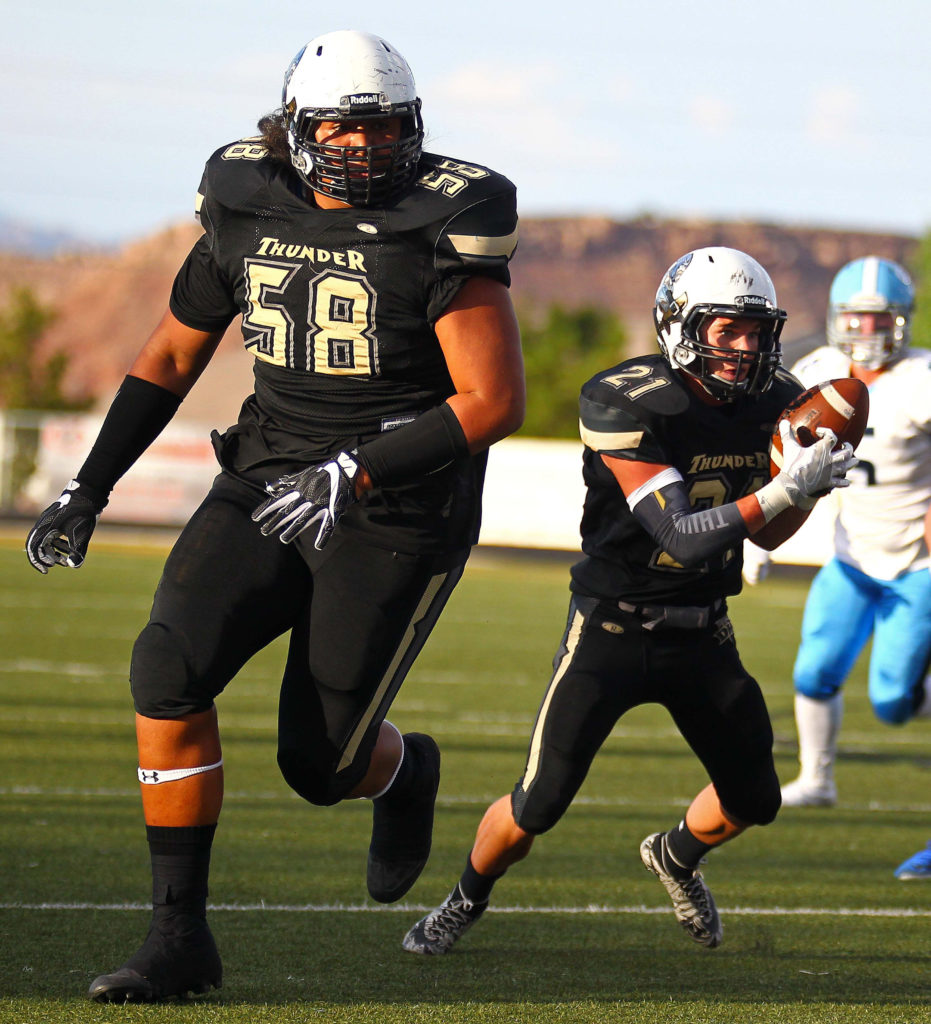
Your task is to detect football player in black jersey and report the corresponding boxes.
[25,30,524,1002]
[403,247,857,956]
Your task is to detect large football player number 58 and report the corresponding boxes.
[242,258,377,374]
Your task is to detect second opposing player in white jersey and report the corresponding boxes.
[744,257,931,828]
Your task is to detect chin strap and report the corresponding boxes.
[137,758,224,785]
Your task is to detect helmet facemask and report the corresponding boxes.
[667,305,785,401]
[287,101,424,207]
[827,308,910,371]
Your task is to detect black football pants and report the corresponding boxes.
[130,472,466,803]
[511,593,781,833]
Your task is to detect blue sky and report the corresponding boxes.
[5,0,931,245]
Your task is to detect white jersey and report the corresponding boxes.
[790,346,931,580]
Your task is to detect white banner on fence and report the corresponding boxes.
[11,413,832,565]
[19,414,218,526]
[478,436,834,565]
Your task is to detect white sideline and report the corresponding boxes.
[2,901,929,918]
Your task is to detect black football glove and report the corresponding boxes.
[25,479,107,574]
[251,451,360,549]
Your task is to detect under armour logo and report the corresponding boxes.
[139,769,159,783]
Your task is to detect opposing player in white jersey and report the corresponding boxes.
[744,257,931,867]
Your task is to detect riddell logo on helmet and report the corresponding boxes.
[348,93,382,105]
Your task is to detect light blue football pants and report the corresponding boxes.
[793,557,931,724]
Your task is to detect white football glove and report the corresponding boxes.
[742,540,772,586]
[251,451,359,549]
[755,422,857,523]
[776,421,857,508]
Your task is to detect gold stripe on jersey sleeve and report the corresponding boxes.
[447,228,519,259]
[579,421,644,452]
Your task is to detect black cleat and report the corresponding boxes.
[402,884,487,954]
[87,915,222,1003]
[367,732,440,903]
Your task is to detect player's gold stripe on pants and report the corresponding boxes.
[338,572,449,772]
[521,606,586,789]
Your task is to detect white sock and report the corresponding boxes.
[794,692,843,786]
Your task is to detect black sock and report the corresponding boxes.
[459,855,502,905]
[379,736,419,807]
[146,824,217,927]
[663,821,713,877]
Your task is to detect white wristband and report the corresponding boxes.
[754,477,793,524]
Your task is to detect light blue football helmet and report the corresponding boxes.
[827,256,914,369]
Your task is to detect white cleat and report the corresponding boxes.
[780,777,837,807]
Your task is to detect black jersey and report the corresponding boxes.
[168,138,518,553]
[570,354,802,605]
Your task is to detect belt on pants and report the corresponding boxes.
[616,598,724,631]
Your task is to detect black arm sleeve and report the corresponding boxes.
[76,375,182,497]
[631,479,749,568]
[355,403,470,487]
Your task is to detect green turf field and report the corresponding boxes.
[2,536,930,1023]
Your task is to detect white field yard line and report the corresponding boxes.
[5,905,929,921]
[2,901,929,918]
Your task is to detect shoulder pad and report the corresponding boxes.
[579,356,681,459]
[389,152,516,238]
[197,137,297,224]
[789,345,848,387]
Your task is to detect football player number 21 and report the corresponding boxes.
[242,258,377,374]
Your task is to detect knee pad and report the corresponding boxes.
[872,697,912,726]
[131,622,210,718]
[510,783,564,836]
[793,673,842,702]
[277,746,361,807]
[718,770,781,827]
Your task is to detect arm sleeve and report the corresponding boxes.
[76,375,182,497]
[628,475,750,569]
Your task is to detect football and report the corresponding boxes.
[770,377,869,476]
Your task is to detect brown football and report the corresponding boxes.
[769,377,870,477]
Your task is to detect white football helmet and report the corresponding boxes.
[653,247,787,401]
[827,256,913,370]
[282,30,424,206]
